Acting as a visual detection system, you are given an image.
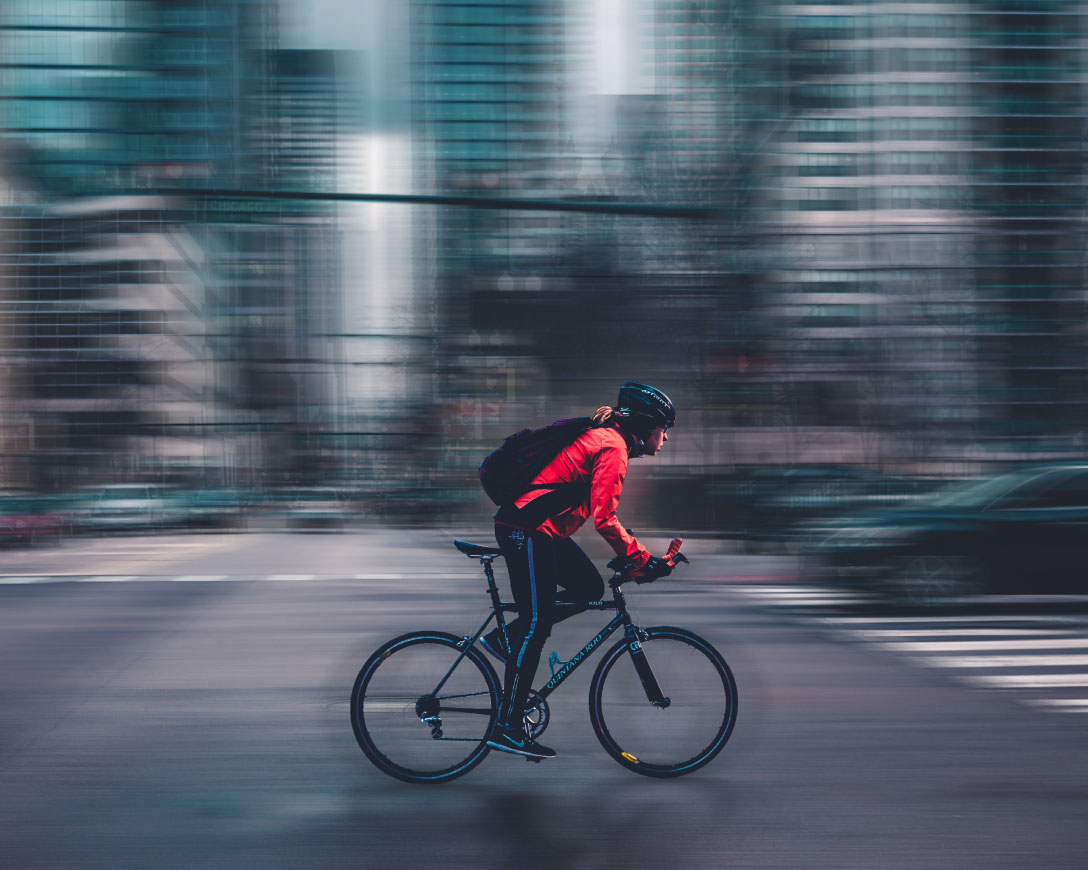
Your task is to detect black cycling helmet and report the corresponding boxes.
[616,381,676,431]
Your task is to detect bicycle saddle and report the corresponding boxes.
[454,540,503,558]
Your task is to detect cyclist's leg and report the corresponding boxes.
[494,526,558,730]
[489,535,602,650]
[551,536,605,626]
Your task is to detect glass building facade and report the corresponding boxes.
[0,0,347,491]
[0,0,262,489]
[742,2,1088,470]
[3,0,1088,532]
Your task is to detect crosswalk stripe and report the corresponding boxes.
[967,674,1088,688]
[1023,699,1088,710]
[853,628,1078,639]
[728,584,1088,713]
[818,614,1079,625]
[879,638,1088,653]
[924,654,1088,668]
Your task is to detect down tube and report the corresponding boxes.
[536,616,625,700]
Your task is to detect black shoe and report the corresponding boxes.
[487,726,556,759]
[478,628,510,664]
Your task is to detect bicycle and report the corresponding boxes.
[350,537,738,784]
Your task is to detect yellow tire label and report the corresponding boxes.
[621,752,639,763]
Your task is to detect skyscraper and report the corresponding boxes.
[741,3,1088,469]
[0,0,271,487]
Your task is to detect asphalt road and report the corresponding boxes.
[2,531,1087,869]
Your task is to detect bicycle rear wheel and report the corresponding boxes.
[589,626,737,778]
[351,631,500,784]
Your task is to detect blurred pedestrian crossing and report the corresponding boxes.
[731,583,1088,714]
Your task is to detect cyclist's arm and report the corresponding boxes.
[590,443,651,567]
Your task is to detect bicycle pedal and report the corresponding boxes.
[525,756,543,764]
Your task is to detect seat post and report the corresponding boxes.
[481,558,503,610]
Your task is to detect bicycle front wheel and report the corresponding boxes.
[589,626,737,778]
[351,631,501,784]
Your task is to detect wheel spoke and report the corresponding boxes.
[351,633,500,784]
[590,628,737,777]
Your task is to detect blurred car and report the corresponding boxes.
[802,463,1088,604]
[281,487,355,530]
[75,483,176,533]
[721,465,944,549]
[0,493,67,546]
[164,487,251,529]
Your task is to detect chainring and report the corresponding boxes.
[523,691,550,739]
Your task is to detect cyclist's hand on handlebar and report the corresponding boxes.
[609,538,689,584]
[630,556,672,583]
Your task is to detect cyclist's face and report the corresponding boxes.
[644,425,669,455]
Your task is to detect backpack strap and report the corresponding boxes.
[493,479,590,530]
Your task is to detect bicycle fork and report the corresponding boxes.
[625,627,670,709]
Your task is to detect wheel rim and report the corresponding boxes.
[591,630,736,776]
[353,636,498,782]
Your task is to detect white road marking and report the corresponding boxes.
[1023,699,1088,710]
[879,638,1088,653]
[0,572,437,583]
[852,628,1075,639]
[362,700,415,713]
[729,584,1088,713]
[74,536,246,577]
[170,575,227,582]
[742,590,862,598]
[818,614,1080,625]
[967,674,1088,688]
[924,654,1088,668]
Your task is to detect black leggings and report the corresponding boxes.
[493,525,604,729]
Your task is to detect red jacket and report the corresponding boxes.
[497,424,650,567]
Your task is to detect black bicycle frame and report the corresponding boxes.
[535,603,625,698]
[536,587,668,707]
[434,555,667,708]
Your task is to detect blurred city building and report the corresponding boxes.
[3,1,1088,538]
[745,2,1088,474]
[0,1,348,494]
[212,47,348,487]
[0,0,267,490]
[408,0,762,530]
[406,0,574,512]
[403,1,1088,533]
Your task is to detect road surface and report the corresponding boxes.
[2,530,1086,868]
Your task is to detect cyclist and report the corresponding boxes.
[484,381,677,759]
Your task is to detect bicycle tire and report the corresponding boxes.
[588,626,737,778]
[351,631,501,784]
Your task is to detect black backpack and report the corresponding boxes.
[479,417,594,508]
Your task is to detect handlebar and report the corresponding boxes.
[608,537,689,587]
